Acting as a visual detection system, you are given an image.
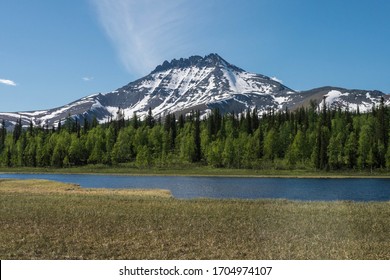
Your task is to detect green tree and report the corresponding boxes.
[343,132,357,168]
[136,145,151,168]
[222,136,235,168]
[206,139,224,167]
[194,110,202,162]
[68,134,87,165]
[145,107,155,128]
[104,125,116,164]
[0,120,7,154]
[13,118,22,143]
[86,126,106,164]
[15,133,27,166]
[0,135,14,167]
[178,122,196,163]
[242,133,259,168]
[51,131,71,167]
[264,128,278,161]
[132,112,139,129]
[385,141,390,169]
[111,126,135,163]
[24,134,37,166]
[327,132,344,169]
[148,125,164,164]
[358,124,373,169]
[287,129,307,165]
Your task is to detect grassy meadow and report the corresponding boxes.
[1,179,390,259]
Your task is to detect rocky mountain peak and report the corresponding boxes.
[150,53,244,74]
[0,54,388,130]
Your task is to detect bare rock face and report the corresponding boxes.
[0,54,388,129]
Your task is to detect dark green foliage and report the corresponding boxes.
[0,120,6,153]
[194,110,202,162]
[13,118,22,143]
[1,103,390,171]
[165,113,176,151]
[91,116,98,128]
[132,112,139,129]
[145,107,154,128]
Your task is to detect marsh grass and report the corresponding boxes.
[1,179,389,259]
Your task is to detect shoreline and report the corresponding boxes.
[1,179,390,259]
[1,167,390,179]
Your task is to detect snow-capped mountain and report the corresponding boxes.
[0,54,388,128]
[294,86,389,112]
[98,53,297,119]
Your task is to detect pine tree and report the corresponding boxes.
[13,118,22,143]
[245,109,252,135]
[385,142,390,170]
[194,110,201,162]
[178,114,185,129]
[169,114,177,151]
[376,96,388,166]
[83,117,90,134]
[146,107,154,128]
[252,107,259,131]
[0,120,6,153]
[91,116,98,128]
[28,119,34,136]
[57,119,62,132]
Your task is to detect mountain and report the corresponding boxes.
[0,53,389,128]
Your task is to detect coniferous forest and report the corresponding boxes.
[1,98,390,172]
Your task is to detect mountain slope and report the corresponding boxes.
[0,53,388,128]
[292,86,389,112]
[98,54,298,119]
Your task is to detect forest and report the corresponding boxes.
[1,98,390,171]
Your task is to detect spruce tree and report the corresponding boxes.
[146,107,154,128]
[194,110,201,162]
[0,120,6,153]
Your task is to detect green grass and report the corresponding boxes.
[1,179,390,259]
[1,164,390,178]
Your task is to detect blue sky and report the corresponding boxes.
[1,0,389,112]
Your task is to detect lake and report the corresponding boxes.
[1,173,390,201]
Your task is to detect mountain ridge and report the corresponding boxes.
[0,53,388,129]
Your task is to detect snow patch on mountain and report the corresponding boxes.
[325,90,349,104]
[0,53,388,129]
[319,89,386,113]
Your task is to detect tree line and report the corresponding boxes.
[1,98,390,171]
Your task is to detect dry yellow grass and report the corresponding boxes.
[1,179,389,260]
[0,179,172,197]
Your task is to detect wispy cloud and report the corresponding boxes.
[0,79,17,86]
[89,0,205,76]
[82,77,94,82]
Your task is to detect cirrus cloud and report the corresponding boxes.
[0,79,17,86]
[89,0,207,76]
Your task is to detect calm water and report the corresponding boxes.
[1,173,390,201]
